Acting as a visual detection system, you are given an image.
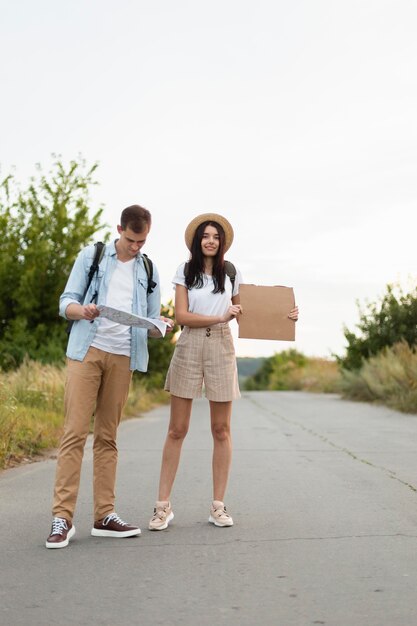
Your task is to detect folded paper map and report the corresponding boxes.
[97,305,169,337]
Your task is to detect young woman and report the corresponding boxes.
[148,213,298,530]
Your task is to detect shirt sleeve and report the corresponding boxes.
[59,246,92,319]
[172,262,187,288]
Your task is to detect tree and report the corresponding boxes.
[0,157,108,369]
[338,283,417,371]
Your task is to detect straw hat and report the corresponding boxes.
[184,213,234,252]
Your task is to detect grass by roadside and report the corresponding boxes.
[280,357,342,393]
[0,359,168,470]
[243,350,342,393]
[242,343,417,414]
[340,341,417,414]
[2,342,416,470]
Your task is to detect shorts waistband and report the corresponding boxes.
[182,323,230,336]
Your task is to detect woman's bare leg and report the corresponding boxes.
[157,395,193,501]
[210,400,233,502]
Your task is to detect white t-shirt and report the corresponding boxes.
[172,262,242,318]
[92,258,135,356]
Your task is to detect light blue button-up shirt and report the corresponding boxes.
[59,240,161,372]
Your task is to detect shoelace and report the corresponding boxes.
[51,517,68,535]
[102,512,128,527]
[213,506,230,519]
[151,507,168,521]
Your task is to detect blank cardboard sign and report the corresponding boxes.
[238,284,295,341]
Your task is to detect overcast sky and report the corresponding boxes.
[1,0,416,358]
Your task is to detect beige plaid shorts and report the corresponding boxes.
[164,323,240,401]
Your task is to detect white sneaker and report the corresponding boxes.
[208,501,234,527]
[148,501,174,531]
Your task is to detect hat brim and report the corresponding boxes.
[184,213,234,252]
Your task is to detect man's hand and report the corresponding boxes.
[66,303,100,321]
[161,316,174,333]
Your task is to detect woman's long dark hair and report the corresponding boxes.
[185,221,227,293]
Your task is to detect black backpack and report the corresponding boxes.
[66,242,156,333]
[86,242,157,297]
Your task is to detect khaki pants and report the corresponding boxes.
[52,347,132,522]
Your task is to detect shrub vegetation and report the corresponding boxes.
[336,282,417,413]
[340,341,417,414]
[244,349,341,393]
[0,157,107,369]
[338,283,417,371]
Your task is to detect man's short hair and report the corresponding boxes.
[120,205,152,233]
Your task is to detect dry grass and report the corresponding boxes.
[340,341,417,414]
[0,359,168,470]
[272,357,342,393]
[0,360,66,468]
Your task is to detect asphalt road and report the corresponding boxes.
[1,391,417,626]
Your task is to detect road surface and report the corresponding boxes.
[1,391,417,626]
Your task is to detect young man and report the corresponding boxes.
[46,204,171,548]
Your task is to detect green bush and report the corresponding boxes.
[244,349,341,392]
[0,157,107,369]
[244,349,307,390]
[338,283,417,371]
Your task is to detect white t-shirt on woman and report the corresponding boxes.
[172,262,242,318]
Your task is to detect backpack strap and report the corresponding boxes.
[88,242,106,304]
[224,260,237,293]
[142,253,157,295]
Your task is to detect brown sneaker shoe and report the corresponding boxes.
[148,501,174,531]
[91,512,141,538]
[208,501,234,527]
[45,517,75,549]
